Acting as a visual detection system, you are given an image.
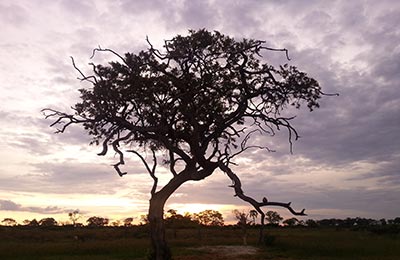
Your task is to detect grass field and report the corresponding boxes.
[0,226,399,259]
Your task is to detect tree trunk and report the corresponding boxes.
[258,212,266,245]
[148,194,171,260]
[147,164,215,259]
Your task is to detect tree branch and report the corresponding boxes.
[90,46,128,65]
[70,57,97,84]
[111,132,134,177]
[41,109,88,133]
[127,149,158,195]
[218,162,306,216]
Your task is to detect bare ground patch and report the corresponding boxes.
[175,245,261,260]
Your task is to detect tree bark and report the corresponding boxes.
[148,194,171,260]
[147,163,216,259]
[147,167,194,260]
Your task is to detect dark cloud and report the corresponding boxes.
[0,199,68,214]
[30,161,149,194]
[347,159,400,185]
[0,160,151,195]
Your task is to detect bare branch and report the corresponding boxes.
[260,46,291,61]
[41,109,88,133]
[218,162,306,216]
[70,57,97,84]
[90,46,128,65]
[127,149,158,195]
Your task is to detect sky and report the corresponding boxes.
[0,0,399,225]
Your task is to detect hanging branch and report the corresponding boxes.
[111,132,134,177]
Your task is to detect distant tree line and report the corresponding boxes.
[2,210,400,232]
[0,209,224,228]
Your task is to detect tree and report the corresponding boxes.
[283,217,299,227]
[249,209,258,225]
[111,220,122,226]
[43,29,330,259]
[39,217,58,227]
[123,217,134,227]
[26,219,39,227]
[305,219,318,227]
[192,209,224,226]
[232,209,253,245]
[86,216,109,227]
[265,210,283,225]
[139,214,149,225]
[165,209,196,228]
[1,218,17,226]
[68,209,81,227]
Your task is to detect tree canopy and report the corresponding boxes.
[45,29,321,179]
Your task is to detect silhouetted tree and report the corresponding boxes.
[305,219,318,227]
[123,217,134,227]
[232,209,253,245]
[265,210,283,226]
[283,217,299,227]
[1,218,17,226]
[139,214,149,225]
[26,219,39,227]
[111,219,122,226]
[68,209,81,227]
[249,209,258,225]
[43,29,331,259]
[39,217,58,227]
[165,209,196,228]
[193,209,224,226]
[86,216,109,227]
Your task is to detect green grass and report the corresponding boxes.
[263,227,400,260]
[0,226,399,259]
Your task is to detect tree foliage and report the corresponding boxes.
[265,210,283,225]
[39,217,58,227]
[44,29,322,180]
[165,209,197,228]
[68,210,81,227]
[123,217,134,227]
[86,216,109,227]
[1,218,17,226]
[192,209,224,226]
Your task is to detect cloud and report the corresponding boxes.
[0,199,68,214]
[0,0,399,221]
[0,2,29,27]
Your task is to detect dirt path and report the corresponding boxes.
[175,245,261,260]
